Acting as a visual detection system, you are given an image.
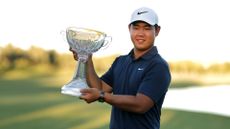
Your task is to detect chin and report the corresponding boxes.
[136,47,147,51]
[135,46,152,51]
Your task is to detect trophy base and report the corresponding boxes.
[61,78,88,97]
[61,86,81,97]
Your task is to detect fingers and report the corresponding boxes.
[79,88,100,103]
[69,47,78,60]
[80,88,91,93]
[79,88,91,103]
[69,47,72,51]
[69,47,77,53]
[79,95,86,101]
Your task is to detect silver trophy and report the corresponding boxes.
[61,27,111,97]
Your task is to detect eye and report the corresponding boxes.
[132,26,139,30]
[144,26,153,30]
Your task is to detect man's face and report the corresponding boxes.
[129,21,160,51]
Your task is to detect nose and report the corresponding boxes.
[137,28,145,36]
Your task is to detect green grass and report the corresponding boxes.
[0,70,229,129]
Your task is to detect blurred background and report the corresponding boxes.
[0,0,229,129]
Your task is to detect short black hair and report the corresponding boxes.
[154,24,160,30]
[130,21,159,31]
[131,21,159,27]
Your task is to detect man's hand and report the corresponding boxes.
[69,47,78,61]
[69,47,93,61]
[79,88,100,103]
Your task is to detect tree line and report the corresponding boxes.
[1,44,230,74]
[0,44,59,70]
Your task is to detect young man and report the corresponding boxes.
[71,7,171,129]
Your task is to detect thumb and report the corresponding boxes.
[80,88,91,94]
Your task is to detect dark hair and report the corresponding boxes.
[129,21,160,30]
[153,24,160,31]
[154,24,159,28]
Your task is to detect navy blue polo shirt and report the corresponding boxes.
[101,46,171,129]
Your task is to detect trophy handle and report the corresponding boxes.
[102,36,112,49]
[60,30,74,48]
[60,30,66,41]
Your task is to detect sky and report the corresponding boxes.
[0,0,229,64]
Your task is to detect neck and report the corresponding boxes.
[133,46,153,59]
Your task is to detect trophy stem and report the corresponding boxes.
[73,61,86,79]
[61,59,89,97]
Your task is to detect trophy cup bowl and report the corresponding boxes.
[61,27,111,97]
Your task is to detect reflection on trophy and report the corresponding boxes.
[61,27,111,97]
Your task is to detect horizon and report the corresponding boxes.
[1,43,230,68]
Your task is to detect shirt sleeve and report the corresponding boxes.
[100,57,119,87]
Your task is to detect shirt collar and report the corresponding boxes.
[128,46,158,61]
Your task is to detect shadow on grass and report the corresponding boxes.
[1,75,229,129]
[0,76,111,129]
[0,77,70,119]
[0,79,58,95]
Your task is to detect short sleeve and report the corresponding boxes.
[100,57,119,87]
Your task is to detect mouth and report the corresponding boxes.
[135,39,145,43]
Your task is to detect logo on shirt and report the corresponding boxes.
[137,68,144,71]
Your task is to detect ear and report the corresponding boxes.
[155,26,161,36]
